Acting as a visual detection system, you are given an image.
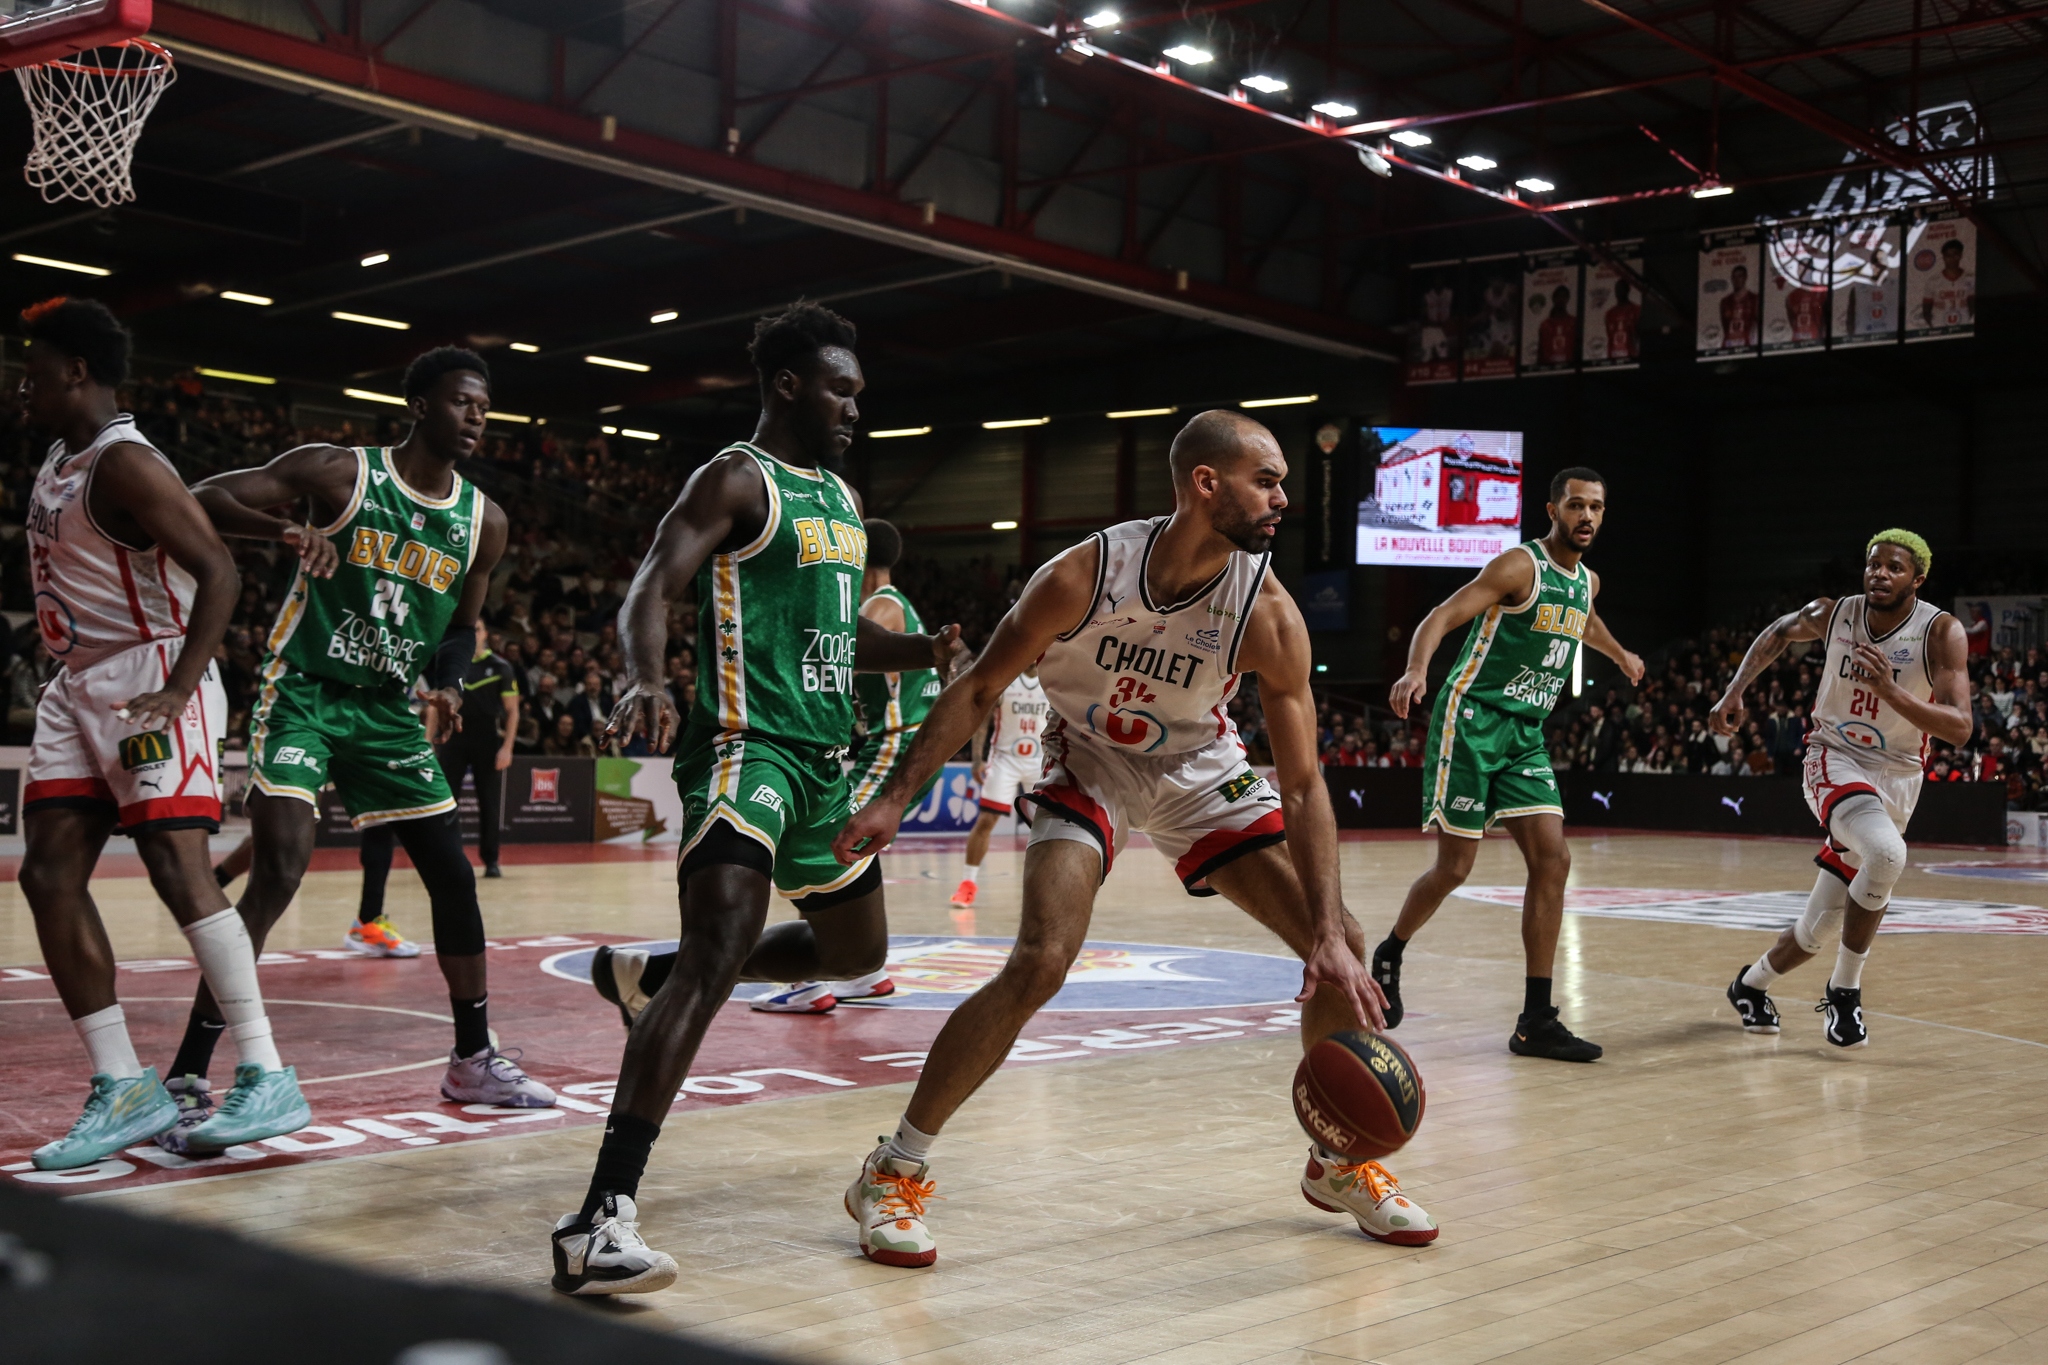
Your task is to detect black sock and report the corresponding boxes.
[1376,931,1407,961]
[579,1113,662,1225]
[1523,976,1552,1017]
[168,1009,226,1081]
[451,994,490,1057]
[641,951,676,998]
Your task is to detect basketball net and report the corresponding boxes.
[16,38,174,208]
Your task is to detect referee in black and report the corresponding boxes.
[436,615,522,877]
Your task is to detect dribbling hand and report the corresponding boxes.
[1388,669,1428,720]
[1298,933,1388,1032]
[604,682,680,754]
[832,798,902,866]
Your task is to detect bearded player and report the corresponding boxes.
[17,297,311,1168]
[950,661,1045,910]
[1375,469,1643,1062]
[831,410,1434,1271]
[1714,532,1969,1047]
[157,347,553,1155]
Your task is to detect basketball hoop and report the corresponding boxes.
[16,37,174,208]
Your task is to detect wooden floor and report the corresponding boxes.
[12,828,2048,1364]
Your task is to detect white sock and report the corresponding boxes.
[74,1004,143,1080]
[182,908,283,1071]
[961,865,980,886]
[1831,944,1869,992]
[883,1114,937,1166]
[1741,954,1781,991]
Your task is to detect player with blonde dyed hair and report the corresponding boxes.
[1712,529,1970,1047]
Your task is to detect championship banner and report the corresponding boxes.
[1581,243,1643,370]
[1520,247,1580,377]
[1401,259,1460,385]
[1696,228,1760,360]
[1761,219,1829,355]
[1905,209,1975,342]
[1460,253,1520,381]
[1831,217,1903,348]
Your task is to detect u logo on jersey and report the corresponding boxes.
[1085,703,1167,752]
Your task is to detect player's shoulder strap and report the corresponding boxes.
[714,441,779,560]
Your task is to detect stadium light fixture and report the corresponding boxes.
[1082,8,1118,27]
[359,252,390,267]
[488,411,532,424]
[621,428,661,441]
[197,368,275,385]
[1311,101,1357,119]
[1241,75,1288,95]
[1162,45,1212,64]
[649,310,679,324]
[869,426,933,439]
[598,404,624,413]
[1108,406,1177,419]
[509,342,539,353]
[332,310,410,330]
[1515,177,1555,193]
[601,425,618,435]
[991,520,1020,531]
[1456,154,1497,171]
[585,355,651,372]
[219,290,273,306]
[1692,181,1734,198]
[1389,130,1431,147]
[343,388,406,406]
[983,417,1050,429]
[1241,394,1317,408]
[11,252,109,275]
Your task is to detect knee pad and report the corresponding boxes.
[391,813,485,956]
[1833,795,1906,911]
[1794,870,1848,953]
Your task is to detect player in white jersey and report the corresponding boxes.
[1711,531,1970,1047]
[832,411,1432,1269]
[15,297,311,1168]
[949,664,1045,909]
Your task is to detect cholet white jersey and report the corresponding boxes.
[26,415,197,672]
[991,673,1048,760]
[1809,594,1949,773]
[1037,517,1270,757]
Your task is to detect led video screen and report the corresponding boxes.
[1357,427,1524,568]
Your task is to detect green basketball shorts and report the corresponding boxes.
[249,662,453,828]
[847,726,941,816]
[1421,694,1562,839]
[671,723,875,900]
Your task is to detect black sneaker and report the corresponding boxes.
[1818,985,1868,1048]
[1371,940,1405,1029]
[1726,971,1782,1033]
[590,945,650,1029]
[1509,1006,1602,1062]
[483,863,503,879]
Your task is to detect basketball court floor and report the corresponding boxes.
[7,827,2048,1363]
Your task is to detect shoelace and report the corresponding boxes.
[212,1073,267,1120]
[62,1080,117,1136]
[481,1047,529,1081]
[870,1168,938,1220]
[1331,1158,1399,1203]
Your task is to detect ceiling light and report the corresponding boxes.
[869,426,933,438]
[1693,182,1734,198]
[1358,146,1392,178]
[1456,154,1497,171]
[1162,45,1212,64]
[1107,406,1176,419]
[1082,8,1118,26]
[1312,101,1357,119]
[601,425,618,434]
[1241,394,1317,408]
[332,310,410,330]
[1515,177,1555,193]
[509,342,539,353]
[343,388,406,406]
[983,417,1050,429]
[585,355,651,372]
[359,252,390,267]
[197,367,275,385]
[991,520,1019,531]
[488,411,532,424]
[599,404,624,414]
[11,252,109,276]
[621,428,661,441]
[1388,130,1431,147]
[649,310,679,324]
[219,290,273,306]
[1241,75,1288,95]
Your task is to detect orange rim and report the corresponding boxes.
[35,38,173,78]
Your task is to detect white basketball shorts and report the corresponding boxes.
[977,749,1041,814]
[1025,719,1284,896]
[25,638,227,832]
[1802,742,1922,837]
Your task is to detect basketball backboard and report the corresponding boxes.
[0,0,149,70]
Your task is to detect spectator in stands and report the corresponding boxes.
[567,668,612,740]
[1583,704,1622,772]
[541,711,596,758]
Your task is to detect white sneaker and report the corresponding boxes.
[845,1142,938,1267]
[1301,1146,1438,1245]
[441,1046,555,1108]
[550,1194,678,1296]
[749,982,836,1014]
[828,969,896,1002]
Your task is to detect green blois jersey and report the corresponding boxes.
[1438,539,1591,722]
[853,585,939,738]
[264,447,484,691]
[693,443,868,749]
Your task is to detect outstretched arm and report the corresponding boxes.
[855,612,963,675]
[1709,597,1832,735]
[1853,613,1972,747]
[1388,547,1535,718]
[189,441,357,580]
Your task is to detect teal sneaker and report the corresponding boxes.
[181,1062,312,1153]
[32,1068,179,1170]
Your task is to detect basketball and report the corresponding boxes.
[1292,1031,1427,1160]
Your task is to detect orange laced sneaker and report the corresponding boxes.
[344,915,421,958]
[1301,1148,1437,1245]
[845,1143,940,1267]
[949,880,978,908]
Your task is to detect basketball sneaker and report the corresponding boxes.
[949,880,977,908]
[345,915,421,958]
[749,982,837,1014]
[32,1068,179,1170]
[183,1063,313,1152]
[829,969,896,1002]
[1371,939,1405,1029]
[442,1046,556,1107]
[1508,1006,1602,1062]
[1300,1147,1438,1246]
[1726,971,1782,1033]
[1818,985,1868,1048]
[590,945,651,1028]
[153,1074,215,1155]
[845,1142,938,1267]
[550,1194,678,1296]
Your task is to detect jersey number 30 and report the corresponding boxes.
[1540,637,1573,669]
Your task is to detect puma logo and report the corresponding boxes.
[1103,591,1126,611]
[1592,791,1611,809]
[1721,796,1745,815]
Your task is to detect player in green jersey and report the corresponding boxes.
[1376,468,1643,1062]
[158,348,554,1152]
[550,303,960,1297]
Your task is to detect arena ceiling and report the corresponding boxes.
[1,0,2043,438]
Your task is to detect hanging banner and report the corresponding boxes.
[1581,243,1643,370]
[1696,228,1761,360]
[1402,259,1461,385]
[1761,219,1830,355]
[1460,253,1520,381]
[1831,218,1903,348]
[1520,248,1581,377]
[1905,210,1976,342]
